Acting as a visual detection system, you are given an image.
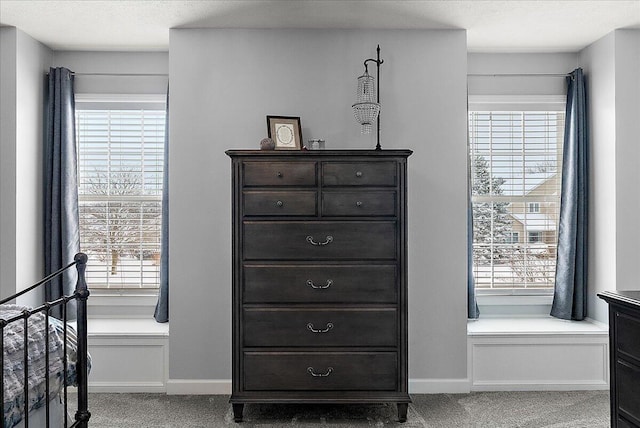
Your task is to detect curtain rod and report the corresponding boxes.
[47,72,168,77]
[72,72,168,77]
[467,73,571,77]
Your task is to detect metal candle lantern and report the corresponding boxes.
[352,45,384,150]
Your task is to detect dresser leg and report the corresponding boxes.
[232,403,244,422]
[397,403,408,422]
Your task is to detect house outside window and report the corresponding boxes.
[75,94,166,292]
[469,97,564,295]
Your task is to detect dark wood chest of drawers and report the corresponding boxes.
[226,149,412,422]
[599,291,640,428]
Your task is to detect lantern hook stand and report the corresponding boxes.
[363,45,384,150]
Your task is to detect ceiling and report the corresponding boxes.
[1,0,639,52]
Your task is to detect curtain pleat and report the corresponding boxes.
[468,191,479,319]
[551,68,588,321]
[154,89,169,323]
[468,102,479,319]
[44,67,80,319]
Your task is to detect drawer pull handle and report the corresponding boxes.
[277,171,283,178]
[307,367,333,377]
[307,279,333,289]
[276,200,284,207]
[306,235,333,246]
[307,322,333,333]
[356,171,363,177]
[356,201,363,207]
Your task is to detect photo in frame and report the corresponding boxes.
[267,116,303,150]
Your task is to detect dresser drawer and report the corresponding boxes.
[244,352,397,391]
[617,360,640,424]
[243,308,397,347]
[244,191,317,216]
[243,221,396,260]
[617,312,640,361]
[244,162,316,186]
[322,191,396,216]
[243,265,396,303]
[323,162,396,186]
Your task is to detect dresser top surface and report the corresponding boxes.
[226,149,413,158]
[598,290,640,308]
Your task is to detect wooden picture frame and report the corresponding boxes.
[267,116,303,150]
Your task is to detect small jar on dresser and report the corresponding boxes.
[226,149,412,423]
[598,291,640,428]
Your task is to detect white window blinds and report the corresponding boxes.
[469,110,564,292]
[76,107,166,289]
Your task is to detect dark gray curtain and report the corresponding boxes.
[468,189,479,319]
[467,113,479,319]
[154,89,169,323]
[44,67,80,318]
[551,68,588,321]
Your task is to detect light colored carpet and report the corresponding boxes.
[75,391,609,427]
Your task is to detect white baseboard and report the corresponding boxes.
[166,379,232,395]
[470,380,609,391]
[409,378,471,394]
[164,379,471,395]
[89,381,166,393]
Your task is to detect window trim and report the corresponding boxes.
[75,93,166,110]
[469,95,565,306]
[468,95,566,112]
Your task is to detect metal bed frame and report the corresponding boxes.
[0,253,90,428]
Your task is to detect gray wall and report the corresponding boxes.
[613,29,640,294]
[0,27,18,297]
[15,30,53,303]
[0,27,52,304]
[0,27,18,300]
[169,29,469,383]
[578,29,640,323]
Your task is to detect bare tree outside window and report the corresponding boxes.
[80,171,161,276]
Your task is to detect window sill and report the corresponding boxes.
[88,318,169,337]
[88,293,159,319]
[467,316,608,337]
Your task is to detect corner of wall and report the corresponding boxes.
[577,30,632,323]
[613,29,640,294]
[4,28,54,302]
[0,26,18,299]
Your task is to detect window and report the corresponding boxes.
[528,231,542,243]
[469,108,564,293]
[76,96,166,290]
